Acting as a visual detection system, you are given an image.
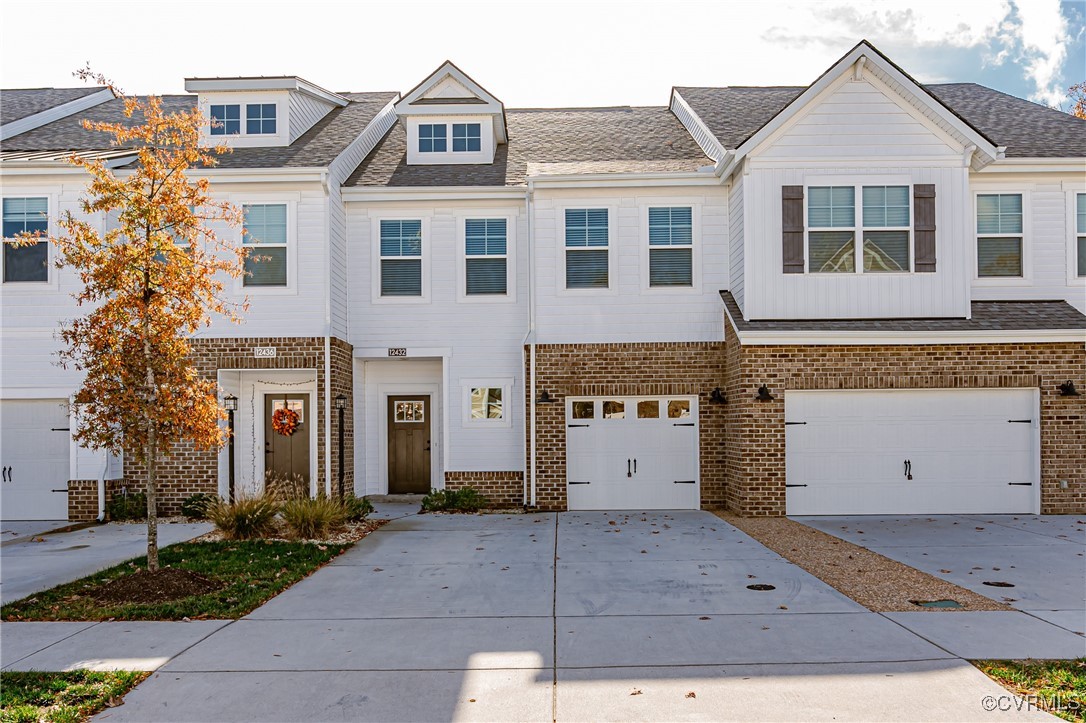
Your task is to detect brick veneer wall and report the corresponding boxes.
[122,336,354,516]
[330,337,355,499]
[445,471,524,508]
[723,320,1086,516]
[528,342,727,511]
[67,479,124,521]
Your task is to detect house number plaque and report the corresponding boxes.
[253,347,277,358]
[387,348,408,357]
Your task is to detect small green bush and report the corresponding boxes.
[342,494,374,522]
[205,495,279,540]
[107,490,147,521]
[421,487,488,513]
[180,493,218,520]
[280,496,347,539]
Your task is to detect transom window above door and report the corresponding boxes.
[394,400,426,423]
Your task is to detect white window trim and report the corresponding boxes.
[556,204,618,296]
[1066,188,1086,285]
[637,202,702,293]
[230,196,299,296]
[455,211,517,303]
[460,377,513,428]
[0,188,61,292]
[803,182,915,275]
[369,213,432,304]
[973,189,1032,286]
[405,117,494,165]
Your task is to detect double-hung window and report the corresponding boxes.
[243,204,288,286]
[418,124,447,153]
[465,219,507,295]
[380,220,423,296]
[976,193,1023,278]
[246,104,276,135]
[648,207,693,287]
[565,209,609,289]
[3,197,49,283]
[1076,193,1085,278]
[452,123,481,152]
[210,104,241,135]
[807,185,910,273]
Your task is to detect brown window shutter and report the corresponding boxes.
[782,185,804,273]
[914,184,936,272]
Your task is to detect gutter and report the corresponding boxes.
[322,169,333,499]
[524,181,537,508]
[96,450,108,522]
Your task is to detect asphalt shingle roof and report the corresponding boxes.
[346,106,711,187]
[1,92,397,169]
[1,87,108,125]
[720,291,1086,332]
[676,83,1086,158]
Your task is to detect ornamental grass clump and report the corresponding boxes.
[205,495,279,540]
[342,494,374,522]
[280,496,348,540]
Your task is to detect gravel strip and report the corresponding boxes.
[715,512,1011,613]
[191,518,388,545]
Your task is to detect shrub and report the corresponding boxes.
[205,495,279,540]
[180,493,218,520]
[342,494,374,522]
[107,490,147,521]
[264,471,309,501]
[421,487,488,513]
[280,496,347,540]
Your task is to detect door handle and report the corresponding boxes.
[2,466,6,482]
[904,459,912,480]
[633,458,637,474]
[424,440,431,452]
[6,466,11,482]
[627,459,632,478]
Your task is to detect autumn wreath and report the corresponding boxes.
[272,407,300,436]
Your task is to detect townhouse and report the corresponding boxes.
[1,40,1083,522]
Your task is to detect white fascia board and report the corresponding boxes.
[669,89,726,164]
[184,77,347,106]
[342,186,527,203]
[976,158,1086,174]
[733,329,1086,346]
[0,88,115,141]
[719,42,999,181]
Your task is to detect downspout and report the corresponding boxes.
[524,181,537,507]
[322,170,333,498]
[96,451,108,522]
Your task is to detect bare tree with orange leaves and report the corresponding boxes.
[1069,82,1086,119]
[15,70,249,571]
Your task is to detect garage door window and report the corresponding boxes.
[602,400,625,419]
[637,400,659,418]
[667,400,691,418]
[572,401,594,419]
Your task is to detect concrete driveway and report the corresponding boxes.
[1,522,212,605]
[97,509,1052,722]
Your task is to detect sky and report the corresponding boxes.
[1,0,1083,111]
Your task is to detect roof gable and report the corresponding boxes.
[396,61,506,142]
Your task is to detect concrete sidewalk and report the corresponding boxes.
[66,509,1064,721]
[1,522,212,605]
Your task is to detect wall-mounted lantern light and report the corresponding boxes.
[537,390,555,403]
[335,393,348,409]
[1059,380,1080,396]
[709,387,727,404]
[755,385,775,402]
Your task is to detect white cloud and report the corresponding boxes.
[1011,0,1071,105]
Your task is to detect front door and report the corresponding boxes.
[265,394,310,487]
[388,395,431,493]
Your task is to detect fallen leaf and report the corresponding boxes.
[630,689,642,696]
[686,692,697,699]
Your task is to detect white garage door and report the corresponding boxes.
[1,400,71,520]
[785,389,1038,515]
[566,396,699,510]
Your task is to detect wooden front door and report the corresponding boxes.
[387,395,431,493]
[265,394,311,486]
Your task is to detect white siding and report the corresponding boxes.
[742,165,971,319]
[728,175,745,310]
[970,176,1086,313]
[756,78,959,161]
[533,186,729,342]
[347,200,528,477]
[287,93,334,143]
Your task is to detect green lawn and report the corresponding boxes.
[974,659,1085,722]
[1,540,349,621]
[0,671,149,723]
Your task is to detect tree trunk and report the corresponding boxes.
[143,302,159,573]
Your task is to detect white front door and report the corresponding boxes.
[785,389,1038,515]
[566,396,699,510]
[1,399,71,520]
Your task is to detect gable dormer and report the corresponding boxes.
[396,61,506,165]
[184,76,348,148]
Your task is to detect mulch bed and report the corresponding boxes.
[716,512,1011,613]
[90,568,223,605]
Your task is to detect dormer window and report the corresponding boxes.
[246,104,277,135]
[452,123,481,152]
[210,104,241,135]
[419,124,447,152]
